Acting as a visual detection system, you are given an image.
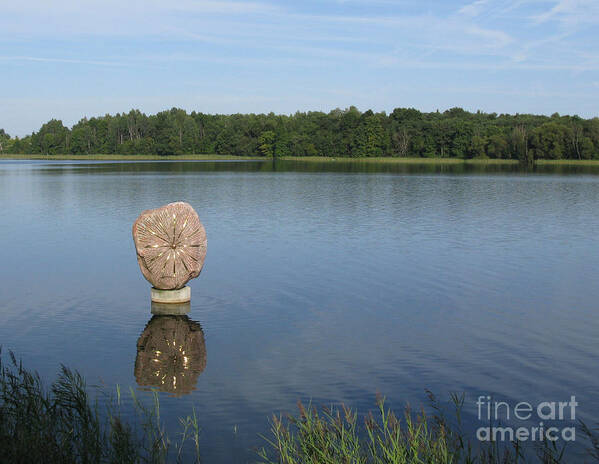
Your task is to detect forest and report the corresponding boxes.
[1,106,598,161]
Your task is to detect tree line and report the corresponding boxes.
[1,106,598,161]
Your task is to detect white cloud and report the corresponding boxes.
[465,25,513,48]
[459,0,491,17]
[534,0,599,24]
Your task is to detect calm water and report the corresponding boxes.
[1,159,599,462]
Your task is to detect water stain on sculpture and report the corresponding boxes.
[132,202,207,290]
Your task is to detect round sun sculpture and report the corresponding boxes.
[132,202,207,290]
[135,315,206,396]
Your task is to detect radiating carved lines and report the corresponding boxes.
[133,202,207,289]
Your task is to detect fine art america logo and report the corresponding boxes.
[476,396,578,442]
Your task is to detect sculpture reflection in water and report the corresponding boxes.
[135,309,206,397]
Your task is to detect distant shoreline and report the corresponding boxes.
[2,154,599,166]
[0,153,261,161]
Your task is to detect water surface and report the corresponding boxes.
[1,159,598,462]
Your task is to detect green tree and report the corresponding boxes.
[486,134,508,159]
[34,119,69,155]
[258,130,276,157]
[531,122,566,160]
[12,106,599,161]
[152,112,180,156]
[512,125,532,165]
[171,108,187,149]
[469,135,487,159]
[0,129,9,153]
[354,110,385,157]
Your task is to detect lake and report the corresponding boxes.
[1,159,599,462]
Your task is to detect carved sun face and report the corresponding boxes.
[133,202,207,289]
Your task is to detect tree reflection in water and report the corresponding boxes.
[135,315,206,397]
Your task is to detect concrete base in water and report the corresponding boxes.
[151,286,191,304]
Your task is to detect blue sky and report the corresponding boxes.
[1,0,598,136]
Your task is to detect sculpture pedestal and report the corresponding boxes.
[151,286,191,304]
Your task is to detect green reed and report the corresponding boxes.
[257,392,599,464]
[0,349,200,464]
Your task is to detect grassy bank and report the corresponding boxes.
[2,352,599,463]
[279,156,519,164]
[282,156,599,166]
[535,159,599,166]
